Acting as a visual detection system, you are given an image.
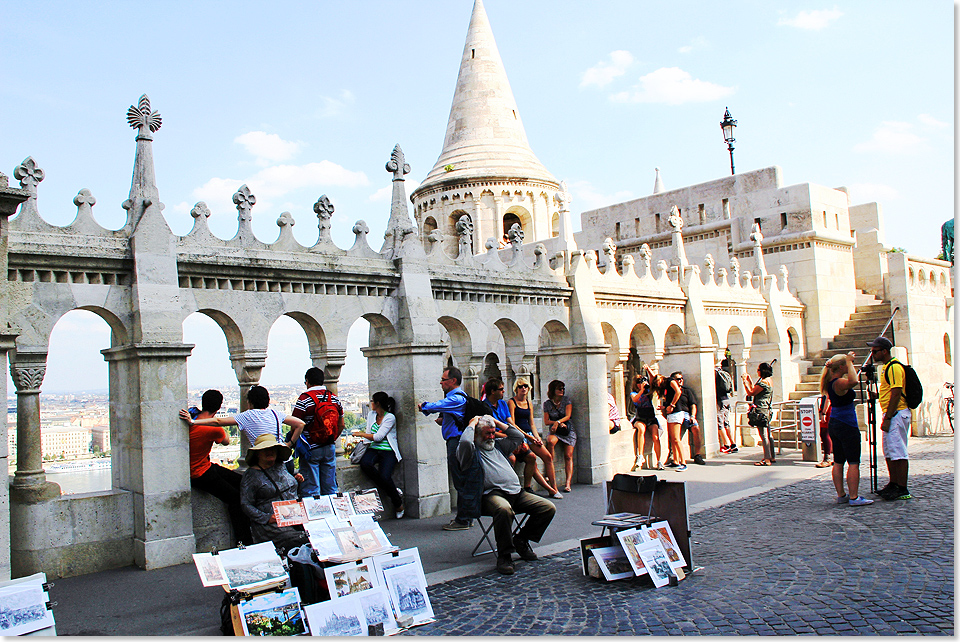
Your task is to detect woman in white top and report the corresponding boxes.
[352,391,404,518]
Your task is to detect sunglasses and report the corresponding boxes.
[516,384,529,389]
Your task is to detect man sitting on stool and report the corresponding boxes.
[457,415,556,575]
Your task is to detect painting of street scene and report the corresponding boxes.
[238,588,306,636]
[304,598,366,637]
[219,542,287,591]
[325,561,377,598]
[350,489,383,514]
[0,584,55,636]
[358,587,397,632]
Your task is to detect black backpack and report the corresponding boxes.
[454,394,492,431]
[883,359,923,409]
[715,369,733,398]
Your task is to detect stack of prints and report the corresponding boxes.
[0,572,56,636]
[579,520,686,589]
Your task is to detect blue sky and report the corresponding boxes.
[2,1,953,393]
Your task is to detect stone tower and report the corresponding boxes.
[410,0,560,254]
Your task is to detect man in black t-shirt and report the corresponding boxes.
[670,372,705,465]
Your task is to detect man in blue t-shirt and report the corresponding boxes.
[419,366,471,530]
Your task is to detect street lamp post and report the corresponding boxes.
[720,107,737,175]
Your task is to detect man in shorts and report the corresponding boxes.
[867,337,912,500]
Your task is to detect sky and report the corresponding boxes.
[1,1,953,393]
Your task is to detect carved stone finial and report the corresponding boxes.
[233,185,256,221]
[704,253,715,275]
[668,205,683,232]
[639,243,652,264]
[602,237,616,256]
[730,256,741,281]
[353,220,369,236]
[191,202,211,219]
[73,188,96,208]
[656,259,669,278]
[455,214,474,258]
[779,264,789,291]
[314,194,334,243]
[750,223,767,276]
[386,145,411,182]
[717,266,728,285]
[15,157,44,192]
[485,237,498,251]
[507,223,524,247]
[277,211,294,228]
[554,180,570,209]
[750,222,763,246]
[126,94,162,138]
[0,171,7,188]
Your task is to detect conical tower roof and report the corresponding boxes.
[413,0,557,197]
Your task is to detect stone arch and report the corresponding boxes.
[539,320,573,349]
[751,326,767,346]
[503,206,531,239]
[787,326,800,356]
[708,326,720,356]
[551,211,560,238]
[438,316,473,370]
[945,333,952,366]
[362,313,398,348]
[629,323,657,364]
[918,268,928,291]
[601,321,620,372]
[285,311,328,357]
[664,324,687,348]
[483,352,502,383]
[448,209,469,236]
[75,305,129,347]
[197,309,246,354]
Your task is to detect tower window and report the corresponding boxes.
[471,49,475,59]
[780,212,788,229]
[698,203,705,225]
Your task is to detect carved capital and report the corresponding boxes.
[10,364,45,393]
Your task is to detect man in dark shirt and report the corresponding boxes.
[669,372,705,466]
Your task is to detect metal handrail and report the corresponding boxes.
[733,399,802,454]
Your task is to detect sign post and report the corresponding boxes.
[797,396,820,462]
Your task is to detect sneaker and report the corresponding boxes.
[496,555,515,575]
[836,494,849,504]
[879,484,904,501]
[550,492,563,499]
[693,454,706,465]
[630,462,640,472]
[849,496,874,506]
[874,482,895,496]
[891,486,912,500]
[513,538,538,561]
[665,462,678,468]
[442,519,471,531]
[719,445,730,454]
[655,463,665,470]
[728,445,739,453]
[675,464,687,472]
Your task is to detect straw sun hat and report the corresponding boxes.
[245,434,291,466]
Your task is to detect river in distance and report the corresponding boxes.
[45,467,113,495]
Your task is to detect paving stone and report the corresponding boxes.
[403,438,954,637]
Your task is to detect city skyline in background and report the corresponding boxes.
[2,1,952,393]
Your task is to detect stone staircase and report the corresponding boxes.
[771,294,893,448]
[789,294,894,402]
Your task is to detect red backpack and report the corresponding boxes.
[303,389,343,447]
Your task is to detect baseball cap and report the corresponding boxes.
[866,336,893,350]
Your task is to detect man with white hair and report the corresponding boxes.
[457,415,557,575]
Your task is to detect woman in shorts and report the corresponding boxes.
[507,378,560,498]
[543,380,575,492]
[629,366,663,471]
[820,353,873,506]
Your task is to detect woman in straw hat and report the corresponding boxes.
[240,434,310,551]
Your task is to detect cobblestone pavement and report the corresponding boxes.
[404,437,954,636]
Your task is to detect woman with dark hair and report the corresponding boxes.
[508,378,560,498]
[742,362,776,466]
[353,391,404,518]
[630,366,663,471]
[484,378,560,498]
[543,379,575,493]
[240,434,310,552]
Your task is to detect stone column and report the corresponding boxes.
[9,353,61,503]
[102,343,196,570]
[734,349,756,446]
[492,195,504,244]
[461,356,485,399]
[363,342,449,518]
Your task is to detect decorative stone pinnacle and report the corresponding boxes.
[456,214,474,239]
[126,95,162,139]
[668,205,683,232]
[191,202,211,219]
[73,188,96,208]
[507,222,524,247]
[314,195,334,224]
[353,220,369,236]
[233,185,256,221]
[277,211,294,228]
[554,181,570,209]
[0,172,7,188]
[750,222,764,246]
[15,157,44,191]
[386,145,410,181]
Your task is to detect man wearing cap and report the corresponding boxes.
[867,337,912,500]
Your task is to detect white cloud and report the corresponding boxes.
[567,179,635,214]
[918,114,949,129]
[848,183,899,204]
[777,8,843,30]
[235,131,302,166]
[610,67,734,105]
[853,121,925,154]
[317,89,355,119]
[580,50,634,88]
[190,161,368,217]
[678,37,709,54]
[368,185,392,202]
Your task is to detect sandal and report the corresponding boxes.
[754,460,771,466]
[562,486,572,493]
[815,460,832,468]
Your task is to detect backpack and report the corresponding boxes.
[454,394,491,432]
[302,389,343,447]
[883,359,923,410]
[715,368,733,398]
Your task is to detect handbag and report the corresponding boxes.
[349,440,370,465]
[747,407,768,428]
[555,423,571,437]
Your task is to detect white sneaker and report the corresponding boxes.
[849,496,874,506]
